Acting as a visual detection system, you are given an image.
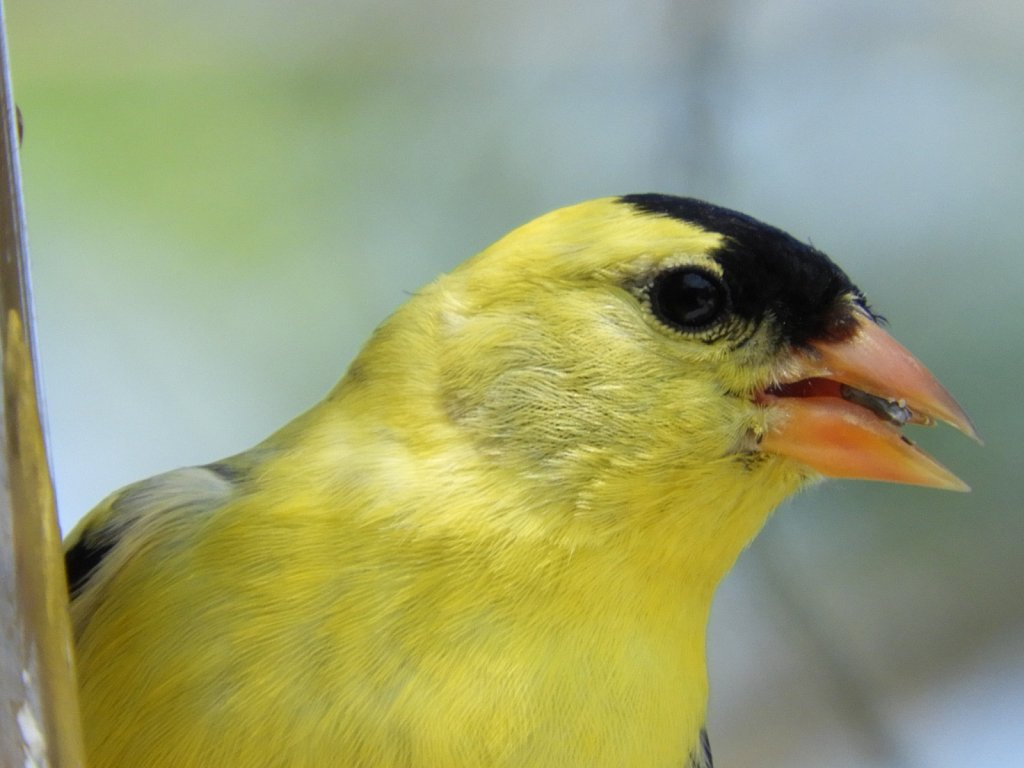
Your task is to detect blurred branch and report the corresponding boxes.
[667,7,923,764]
[0,0,86,765]
[749,532,917,768]
[664,1,736,196]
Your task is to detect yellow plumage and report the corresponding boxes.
[66,195,972,767]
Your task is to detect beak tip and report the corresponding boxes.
[939,398,982,445]
[963,421,984,446]
[942,476,972,493]
[920,460,972,493]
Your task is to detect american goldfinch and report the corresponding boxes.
[65,194,976,768]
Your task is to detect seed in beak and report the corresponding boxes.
[839,384,913,428]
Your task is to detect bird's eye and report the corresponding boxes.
[649,268,727,331]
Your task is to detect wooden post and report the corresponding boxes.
[0,0,86,765]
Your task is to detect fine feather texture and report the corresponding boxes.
[66,196,906,767]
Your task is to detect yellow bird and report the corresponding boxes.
[65,194,976,768]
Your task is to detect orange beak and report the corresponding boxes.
[758,309,979,491]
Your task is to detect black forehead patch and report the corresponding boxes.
[619,193,867,346]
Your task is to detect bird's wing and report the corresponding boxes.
[691,728,713,768]
[64,463,241,602]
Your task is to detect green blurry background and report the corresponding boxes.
[9,1,1022,765]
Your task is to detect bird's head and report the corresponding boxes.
[336,194,975,547]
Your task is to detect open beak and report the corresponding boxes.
[758,308,979,491]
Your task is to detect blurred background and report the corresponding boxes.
[8,0,1022,765]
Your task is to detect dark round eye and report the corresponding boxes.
[649,268,727,331]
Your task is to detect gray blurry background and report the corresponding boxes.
[9,1,1023,765]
